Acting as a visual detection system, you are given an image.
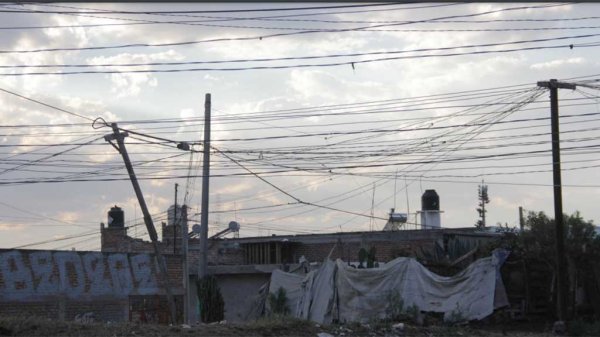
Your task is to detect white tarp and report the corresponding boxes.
[267,269,305,314]
[267,249,509,323]
[297,259,336,323]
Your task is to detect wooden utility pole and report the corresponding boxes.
[537,79,575,324]
[104,123,177,324]
[199,93,211,279]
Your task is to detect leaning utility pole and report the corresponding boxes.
[198,93,211,279]
[104,123,177,324]
[537,79,576,324]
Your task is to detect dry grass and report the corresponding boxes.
[0,315,555,337]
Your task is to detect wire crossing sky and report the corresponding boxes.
[1,2,600,251]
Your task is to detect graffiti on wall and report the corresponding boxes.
[0,250,161,301]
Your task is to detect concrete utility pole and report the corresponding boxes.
[104,123,177,324]
[519,206,525,232]
[537,79,576,325]
[181,205,189,324]
[198,93,211,279]
[174,183,178,255]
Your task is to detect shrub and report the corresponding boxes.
[197,275,225,323]
[268,287,290,316]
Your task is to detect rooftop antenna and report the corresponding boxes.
[369,182,376,231]
[234,201,238,222]
[393,169,398,210]
[134,203,137,238]
[215,193,222,235]
[404,175,410,217]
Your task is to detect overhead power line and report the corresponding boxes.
[3,143,600,186]
[0,87,95,122]
[3,42,595,76]
[0,3,567,54]
[0,2,459,30]
[4,33,598,69]
[0,3,402,14]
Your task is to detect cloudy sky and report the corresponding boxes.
[1,2,600,251]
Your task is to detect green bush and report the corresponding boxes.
[197,275,225,323]
[268,287,290,316]
[385,290,421,323]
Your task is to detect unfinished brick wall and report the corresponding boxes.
[292,239,433,264]
[0,249,184,322]
[101,226,157,254]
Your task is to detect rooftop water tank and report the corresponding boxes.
[228,221,240,231]
[108,205,124,228]
[421,189,440,211]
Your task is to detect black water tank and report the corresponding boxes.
[421,189,440,211]
[108,205,124,228]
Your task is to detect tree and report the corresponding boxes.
[487,211,600,319]
[476,181,490,228]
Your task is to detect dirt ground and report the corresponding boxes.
[0,316,557,337]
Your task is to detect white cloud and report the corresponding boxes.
[287,69,389,102]
[214,182,254,196]
[87,50,184,97]
[0,223,26,231]
[56,211,80,223]
[530,57,586,70]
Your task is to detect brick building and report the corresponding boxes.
[0,195,501,324]
[100,203,500,322]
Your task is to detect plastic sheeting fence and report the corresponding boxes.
[267,249,509,323]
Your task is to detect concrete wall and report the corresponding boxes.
[216,273,270,322]
[0,249,184,322]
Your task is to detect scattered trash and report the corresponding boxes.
[392,322,404,330]
[317,333,334,337]
[552,321,566,335]
[181,324,191,329]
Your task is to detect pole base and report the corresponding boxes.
[552,321,566,335]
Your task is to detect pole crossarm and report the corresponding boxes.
[537,79,576,90]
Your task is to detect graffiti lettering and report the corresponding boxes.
[0,251,33,299]
[30,251,58,295]
[82,252,112,296]
[130,254,158,294]
[0,250,162,301]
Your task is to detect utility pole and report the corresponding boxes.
[537,79,576,325]
[174,183,178,255]
[199,93,211,279]
[181,205,189,324]
[519,206,525,232]
[104,123,177,324]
